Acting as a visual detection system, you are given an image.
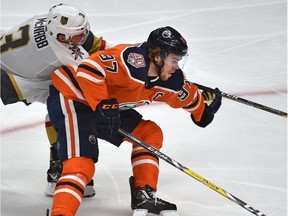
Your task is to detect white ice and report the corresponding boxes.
[0,0,287,216]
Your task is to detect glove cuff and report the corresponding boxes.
[191,105,214,128]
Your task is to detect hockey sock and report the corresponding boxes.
[127,120,163,191]
[51,157,95,216]
[45,114,57,147]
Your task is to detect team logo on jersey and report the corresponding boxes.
[69,45,84,60]
[127,53,146,68]
[60,16,68,25]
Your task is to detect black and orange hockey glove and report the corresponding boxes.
[96,98,121,136]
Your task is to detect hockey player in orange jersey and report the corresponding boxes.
[47,26,222,216]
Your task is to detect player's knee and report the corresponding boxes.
[62,157,95,183]
[146,120,163,149]
[133,120,163,150]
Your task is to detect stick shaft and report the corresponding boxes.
[195,83,287,118]
[118,128,266,216]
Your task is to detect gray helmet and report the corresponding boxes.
[147,26,188,57]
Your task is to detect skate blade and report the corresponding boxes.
[83,185,96,198]
[132,209,148,216]
[44,182,55,197]
[132,210,179,216]
[160,210,179,216]
[44,183,96,198]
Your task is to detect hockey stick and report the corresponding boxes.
[194,83,287,118]
[118,128,266,216]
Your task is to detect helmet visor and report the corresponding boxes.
[164,53,189,70]
[66,22,90,45]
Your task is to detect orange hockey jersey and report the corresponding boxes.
[51,43,205,122]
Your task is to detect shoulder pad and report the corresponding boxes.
[122,45,149,82]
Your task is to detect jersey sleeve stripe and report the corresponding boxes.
[183,91,202,112]
[62,66,82,91]
[78,64,105,78]
[81,59,106,77]
[54,69,85,101]
[76,72,105,84]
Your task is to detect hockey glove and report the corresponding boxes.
[191,88,222,128]
[202,90,215,105]
[202,88,222,114]
[96,98,121,136]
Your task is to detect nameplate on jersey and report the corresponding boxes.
[33,18,49,49]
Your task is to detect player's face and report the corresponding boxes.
[69,23,90,45]
[57,31,88,45]
[70,33,86,45]
[160,53,182,81]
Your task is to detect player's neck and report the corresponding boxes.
[148,62,159,77]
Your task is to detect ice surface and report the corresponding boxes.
[1,0,287,215]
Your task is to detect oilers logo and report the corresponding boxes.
[88,135,97,144]
[162,29,172,38]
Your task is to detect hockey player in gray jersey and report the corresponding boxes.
[0,3,112,198]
